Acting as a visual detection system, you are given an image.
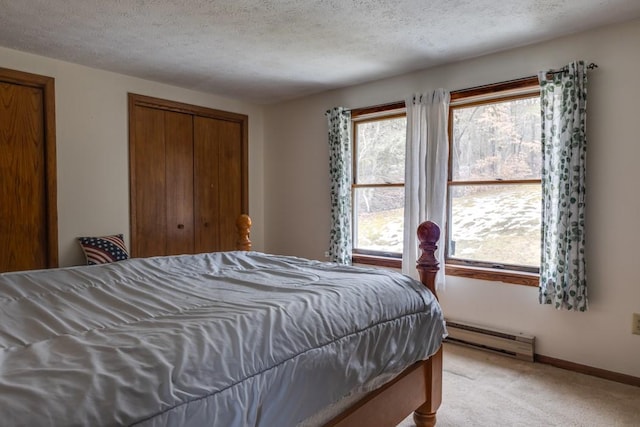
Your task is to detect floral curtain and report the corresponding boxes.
[402,90,450,288]
[538,61,588,311]
[326,107,352,265]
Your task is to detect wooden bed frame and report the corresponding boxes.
[236,215,443,427]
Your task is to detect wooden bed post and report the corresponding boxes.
[413,220,443,427]
[416,221,440,298]
[236,214,252,251]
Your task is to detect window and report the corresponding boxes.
[349,78,541,282]
[351,106,406,267]
[446,78,541,285]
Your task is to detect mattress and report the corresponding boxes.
[0,251,445,426]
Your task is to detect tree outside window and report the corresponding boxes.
[352,110,406,263]
[350,79,542,285]
[447,78,542,283]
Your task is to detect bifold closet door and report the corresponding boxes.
[193,117,242,252]
[132,106,193,257]
[164,111,194,256]
[130,93,248,258]
[0,81,47,272]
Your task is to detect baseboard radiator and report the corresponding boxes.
[445,320,535,362]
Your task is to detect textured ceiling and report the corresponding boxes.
[1,1,640,104]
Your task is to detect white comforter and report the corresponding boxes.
[0,251,445,426]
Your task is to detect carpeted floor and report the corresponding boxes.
[398,343,640,427]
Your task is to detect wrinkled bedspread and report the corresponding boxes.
[0,251,445,427]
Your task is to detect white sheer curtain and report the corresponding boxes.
[402,89,450,289]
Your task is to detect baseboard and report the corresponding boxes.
[445,320,535,361]
[535,354,640,388]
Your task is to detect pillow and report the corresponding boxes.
[77,234,129,265]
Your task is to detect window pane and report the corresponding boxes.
[451,97,541,181]
[448,184,541,268]
[355,117,406,184]
[353,187,403,254]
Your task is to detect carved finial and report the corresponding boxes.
[236,214,252,251]
[416,221,440,298]
[417,221,440,247]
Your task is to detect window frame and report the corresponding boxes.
[445,77,541,286]
[350,103,406,268]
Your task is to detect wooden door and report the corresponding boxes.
[164,111,194,255]
[129,93,248,258]
[193,116,221,253]
[194,117,243,252]
[131,105,167,257]
[0,69,57,272]
[131,106,194,257]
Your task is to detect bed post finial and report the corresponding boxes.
[414,220,442,427]
[236,214,252,251]
[416,220,440,299]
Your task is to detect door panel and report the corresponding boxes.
[133,106,167,257]
[193,116,221,253]
[0,82,47,272]
[165,111,194,255]
[217,120,243,251]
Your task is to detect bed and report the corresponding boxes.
[0,215,445,427]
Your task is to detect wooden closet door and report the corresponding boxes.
[132,106,194,257]
[129,93,248,257]
[0,81,48,272]
[132,105,167,257]
[216,120,243,250]
[193,117,242,252]
[193,116,220,253]
[164,111,194,255]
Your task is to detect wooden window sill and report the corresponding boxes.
[445,264,539,287]
[352,254,401,269]
[351,255,538,287]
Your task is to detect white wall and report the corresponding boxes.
[264,19,640,378]
[1,47,265,266]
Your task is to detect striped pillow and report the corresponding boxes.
[77,234,129,265]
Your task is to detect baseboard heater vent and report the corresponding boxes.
[445,320,535,362]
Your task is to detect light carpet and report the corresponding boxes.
[398,343,640,427]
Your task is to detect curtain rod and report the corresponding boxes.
[327,62,599,115]
[547,62,598,75]
[325,108,351,115]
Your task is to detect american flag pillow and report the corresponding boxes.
[77,234,129,265]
